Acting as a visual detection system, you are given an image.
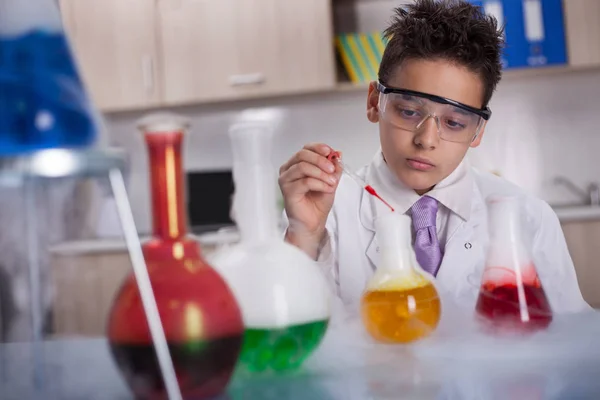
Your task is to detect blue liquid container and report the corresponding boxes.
[0,2,98,155]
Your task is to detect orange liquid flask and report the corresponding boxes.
[475,195,553,334]
[361,213,441,343]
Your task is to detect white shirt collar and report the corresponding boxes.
[366,150,473,221]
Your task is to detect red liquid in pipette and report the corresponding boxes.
[364,185,395,212]
[328,151,394,212]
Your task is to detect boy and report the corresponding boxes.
[278,0,589,312]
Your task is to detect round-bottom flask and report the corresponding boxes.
[360,213,441,343]
[107,114,244,399]
[211,241,330,372]
[210,108,331,372]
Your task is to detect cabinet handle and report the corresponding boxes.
[142,56,154,93]
[229,73,266,87]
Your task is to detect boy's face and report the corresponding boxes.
[367,58,487,194]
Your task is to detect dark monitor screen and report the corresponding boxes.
[186,170,234,231]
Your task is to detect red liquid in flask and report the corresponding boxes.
[107,123,243,399]
[475,277,553,333]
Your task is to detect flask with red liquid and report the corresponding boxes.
[107,113,244,399]
[475,195,553,334]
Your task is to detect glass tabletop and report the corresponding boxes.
[2,307,600,400]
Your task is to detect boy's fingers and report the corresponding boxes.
[296,177,336,194]
[334,162,344,179]
[279,162,338,186]
[303,143,332,158]
[280,149,335,175]
[282,177,335,195]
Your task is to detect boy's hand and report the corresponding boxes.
[279,143,342,257]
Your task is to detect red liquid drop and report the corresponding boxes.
[475,283,553,333]
[364,185,395,212]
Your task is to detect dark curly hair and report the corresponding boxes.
[379,0,504,107]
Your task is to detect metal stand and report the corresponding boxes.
[0,148,182,400]
[24,178,44,391]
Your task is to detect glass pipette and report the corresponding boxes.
[328,151,395,212]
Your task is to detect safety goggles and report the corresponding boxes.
[377,81,492,143]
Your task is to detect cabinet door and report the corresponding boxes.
[59,0,161,111]
[562,220,600,308]
[158,0,336,105]
[51,251,131,336]
[563,0,600,67]
[157,0,238,104]
[232,0,336,98]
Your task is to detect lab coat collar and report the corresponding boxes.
[362,165,487,286]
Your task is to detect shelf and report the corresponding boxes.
[332,63,600,94]
[105,63,600,115]
[0,147,127,186]
[502,63,600,79]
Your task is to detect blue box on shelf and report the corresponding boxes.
[469,0,568,69]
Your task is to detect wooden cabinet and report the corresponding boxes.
[561,220,600,309]
[157,0,239,104]
[563,0,600,68]
[59,0,162,111]
[51,248,131,336]
[159,0,335,105]
[49,239,226,337]
[58,0,600,110]
[60,0,336,110]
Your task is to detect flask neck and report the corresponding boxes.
[229,117,280,245]
[145,131,187,241]
[233,164,279,244]
[0,0,63,36]
[377,213,417,274]
[486,196,532,268]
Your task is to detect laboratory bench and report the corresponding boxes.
[2,308,600,400]
[552,205,600,223]
[46,205,600,339]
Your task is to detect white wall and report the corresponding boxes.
[105,69,600,234]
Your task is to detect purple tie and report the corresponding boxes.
[411,196,443,277]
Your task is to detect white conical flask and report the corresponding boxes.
[360,213,441,343]
[209,108,331,373]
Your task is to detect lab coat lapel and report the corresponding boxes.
[361,184,379,271]
[360,153,487,289]
[436,186,488,301]
[361,154,414,271]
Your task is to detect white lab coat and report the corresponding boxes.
[284,155,591,315]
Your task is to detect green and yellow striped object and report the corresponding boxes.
[335,32,388,84]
